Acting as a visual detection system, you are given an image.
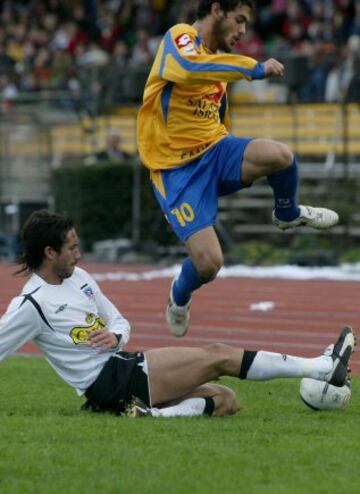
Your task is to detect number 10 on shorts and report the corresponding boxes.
[171,203,195,227]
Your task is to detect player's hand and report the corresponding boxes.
[263,58,285,78]
[87,330,118,352]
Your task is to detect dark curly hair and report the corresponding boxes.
[197,1,255,19]
[15,209,74,274]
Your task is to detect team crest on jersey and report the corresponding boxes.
[81,285,95,301]
[175,33,197,55]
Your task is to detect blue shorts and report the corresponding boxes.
[153,135,253,242]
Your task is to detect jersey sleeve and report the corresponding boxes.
[91,279,131,348]
[0,297,42,362]
[159,26,265,84]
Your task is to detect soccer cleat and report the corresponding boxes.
[324,326,356,387]
[166,278,191,337]
[125,397,152,417]
[272,205,339,231]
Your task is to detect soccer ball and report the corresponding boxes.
[299,378,351,411]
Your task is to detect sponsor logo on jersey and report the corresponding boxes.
[70,316,106,345]
[55,304,68,314]
[186,88,223,123]
[175,33,197,55]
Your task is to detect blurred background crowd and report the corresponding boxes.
[0,0,359,106]
[1,1,360,261]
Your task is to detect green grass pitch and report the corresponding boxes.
[0,356,359,494]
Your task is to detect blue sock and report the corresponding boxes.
[267,157,300,221]
[172,258,209,306]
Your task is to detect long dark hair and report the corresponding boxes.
[197,0,255,19]
[15,209,74,275]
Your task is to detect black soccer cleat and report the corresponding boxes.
[325,326,356,387]
[125,397,152,417]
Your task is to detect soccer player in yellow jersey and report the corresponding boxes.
[137,0,339,337]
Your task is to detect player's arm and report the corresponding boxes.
[160,28,271,84]
[0,298,42,362]
[87,280,131,352]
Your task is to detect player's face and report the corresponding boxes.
[214,5,251,53]
[53,228,81,280]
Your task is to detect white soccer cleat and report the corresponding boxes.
[166,278,191,338]
[323,326,356,387]
[272,205,339,231]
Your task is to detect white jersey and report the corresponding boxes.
[0,267,131,395]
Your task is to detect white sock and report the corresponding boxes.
[150,398,209,418]
[246,351,333,381]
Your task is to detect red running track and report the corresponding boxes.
[0,261,359,374]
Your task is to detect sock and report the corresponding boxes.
[267,156,300,221]
[241,350,333,381]
[239,350,257,379]
[172,257,210,306]
[151,397,215,417]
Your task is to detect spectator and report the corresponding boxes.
[350,1,360,37]
[111,40,129,67]
[0,40,15,67]
[300,41,335,102]
[344,35,360,102]
[76,42,109,67]
[84,128,132,165]
[128,28,152,67]
[0,74,18,109]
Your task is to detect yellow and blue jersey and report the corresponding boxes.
[137,23,265,180]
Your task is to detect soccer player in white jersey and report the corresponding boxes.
[0,210,355,417]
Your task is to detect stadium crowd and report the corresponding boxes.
[0,0,359,104]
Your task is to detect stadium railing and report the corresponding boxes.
[2,95,359,159]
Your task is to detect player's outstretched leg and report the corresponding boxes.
[144,326,356,414]
[241,326,355,387]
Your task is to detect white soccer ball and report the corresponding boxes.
[299,378,351,411]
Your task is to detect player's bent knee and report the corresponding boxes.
[213,387,240,416]
[276,142,294,169]
[221,387,239,416]
[226,390,240,415]
[193,252,223,280]
[197,264,221,281]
